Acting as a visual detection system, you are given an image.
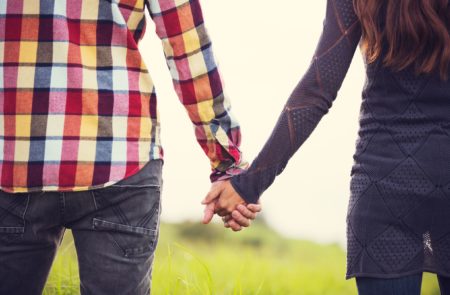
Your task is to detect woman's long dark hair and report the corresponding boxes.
[353,0,450,79]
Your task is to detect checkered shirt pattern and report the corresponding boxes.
[0,0,246,193]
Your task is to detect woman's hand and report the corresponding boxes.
[222,203,262,231]
[202,180,262,231]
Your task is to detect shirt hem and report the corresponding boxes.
[346,268,450,280]
[0,155,164,194]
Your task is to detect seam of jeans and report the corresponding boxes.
[90,190,99,210]
[59,193,66,224]
[22,194,30,228]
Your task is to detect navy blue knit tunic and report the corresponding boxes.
[230,0,450,279]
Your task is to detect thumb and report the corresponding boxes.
[202,184,222,204]
[202,201,216,224]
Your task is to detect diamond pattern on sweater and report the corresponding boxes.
[434,233,450,271]
[348,184,396,243]
[389,103,437,155]
[392,69,426,96]
[414,132,450,184]
[356,129,405,182]
[444,181,450,198]
[367,225,422,272]
[348,171,372,212]
[289,107,323,148]
[346,223,363,272]
[317,39,353,96]
[441,134,450,192]
[333,0,358,29]
[377,157,435,217]
[355,102,381,155]
[442,123,450,137]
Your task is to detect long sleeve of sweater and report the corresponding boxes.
[230,0,362,203]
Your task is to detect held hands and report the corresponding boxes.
[201,180,262,231]
[221,203,261,231]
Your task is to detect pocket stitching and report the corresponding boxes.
[92,217,157,236]
[124,241,155,257]
[136,197,160,228]
[0,226,25,234]
[92,218,158,257]
[0,194,30,235]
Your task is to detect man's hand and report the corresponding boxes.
[202,180,262,231]
[202,180,245,218]
[211,181,246,216]
[201,181,226,224]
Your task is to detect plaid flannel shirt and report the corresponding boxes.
[0,0,246,193]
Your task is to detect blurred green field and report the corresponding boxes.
[43,221,440,295]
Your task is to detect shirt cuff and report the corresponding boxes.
[209,160,248,182]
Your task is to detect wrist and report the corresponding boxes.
[210,160,248,182]
[229,174,260,204]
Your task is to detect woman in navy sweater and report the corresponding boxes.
[204,0,450,293]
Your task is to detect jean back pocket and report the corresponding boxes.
[91,184,161,258]
[0,192,30,243]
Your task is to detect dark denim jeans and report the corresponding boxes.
[356,273,450,295]
[0,160,163,295]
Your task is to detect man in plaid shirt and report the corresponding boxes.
[0,0,260,294]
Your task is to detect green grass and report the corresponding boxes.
[43,221,440,295]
